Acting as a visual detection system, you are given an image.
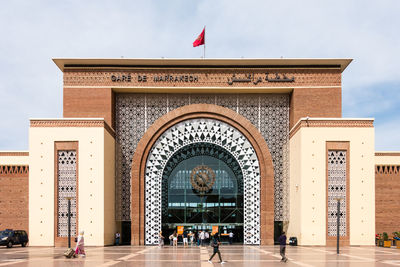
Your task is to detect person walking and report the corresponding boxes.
[74,230,86,257]
[115,232,121,246]
[169,233,174,246]
[228,231,234,245]
[200,231,205,246]
[208,234,225,264]
[197,231,201,246]
[279,231,288,262]
[173,231,178,247]
[183,231,188,247]
[158,231,164,247]
[189,231,195,246]
[205,231,210,245]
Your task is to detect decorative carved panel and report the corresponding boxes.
[327,150,347,236]
[57,150,77,237]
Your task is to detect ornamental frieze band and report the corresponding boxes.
[63,69,341,87]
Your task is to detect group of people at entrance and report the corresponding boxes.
[159,230,288,264]
[158,230,230,264]
[158,230,234,247]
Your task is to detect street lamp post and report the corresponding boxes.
[335,198,343,254]
[66,197,72,248]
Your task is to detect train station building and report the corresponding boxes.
[0,58,399,247]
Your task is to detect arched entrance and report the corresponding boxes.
[131,104,274,245]
[161,142,244,243]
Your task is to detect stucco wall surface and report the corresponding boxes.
[288,126,375,246]
[0,153,29,165]
[375,153,400,165]
[29,124,115,246]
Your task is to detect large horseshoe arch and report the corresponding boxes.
[131,104,274,245]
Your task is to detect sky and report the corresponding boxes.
[0,0,399,151]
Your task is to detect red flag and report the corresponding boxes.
[193,27,205,47]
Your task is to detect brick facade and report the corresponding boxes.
[62,67,342,130]
[375,165,400,235]
[0,166,29,233]
[63,87,114,128]
[289,87,341,129]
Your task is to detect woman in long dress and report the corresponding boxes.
[75,230,86,257]
[158,231,164,247]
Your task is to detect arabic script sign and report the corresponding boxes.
[227,73,295,85]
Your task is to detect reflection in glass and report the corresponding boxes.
[161,143,244,241]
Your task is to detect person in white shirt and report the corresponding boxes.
[205,231,210,245]
[173,231,178,247]
[189,231,194,246]
[200,231,205,246]
[183,231,188,247]
[229,232,234,245]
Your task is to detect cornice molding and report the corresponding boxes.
[0,152,29,156]
[30,119,115,138]
[289,119,374,139]
[375,152,400,157]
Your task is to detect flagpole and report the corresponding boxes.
[203,26,206,58]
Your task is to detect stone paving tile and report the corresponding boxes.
[1,245,400,266]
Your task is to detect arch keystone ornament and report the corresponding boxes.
[131,104,274,245]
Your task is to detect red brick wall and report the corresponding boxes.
[62,68,342,130]
[289,87,342,129]
[375,165,400,235]
[63,87,113,128]
[0,166,29,233]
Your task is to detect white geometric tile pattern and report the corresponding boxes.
[145,118,260,245]
[327,150,347,236]
[57,150,77,237]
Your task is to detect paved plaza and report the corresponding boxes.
[1,245,400,267]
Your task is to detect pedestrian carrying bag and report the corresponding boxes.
[64,248,75,258]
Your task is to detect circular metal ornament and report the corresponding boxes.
[190,165,216,192]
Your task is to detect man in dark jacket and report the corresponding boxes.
[208,234,225,264]
[278,232,288,262]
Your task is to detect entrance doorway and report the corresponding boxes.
[161,142,244,244]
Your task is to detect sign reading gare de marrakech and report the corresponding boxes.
[111,72,295,84]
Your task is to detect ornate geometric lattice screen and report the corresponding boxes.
[57,151,77,237]
[327,150,347,236]
[145,118,260,245]
[115,94,289,221]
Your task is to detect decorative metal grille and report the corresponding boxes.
[115,93,289,222]
[327,150,347,236]
[145,118,260,245]
[115,94,146,220]
[57,150,77,237]
[146,94,168,127]
[259,94,290,221]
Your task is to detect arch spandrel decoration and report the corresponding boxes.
[145,118,260,245]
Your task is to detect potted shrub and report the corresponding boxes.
[394,232,400,249]
[383,232,391,248]
[377,234,384,247]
